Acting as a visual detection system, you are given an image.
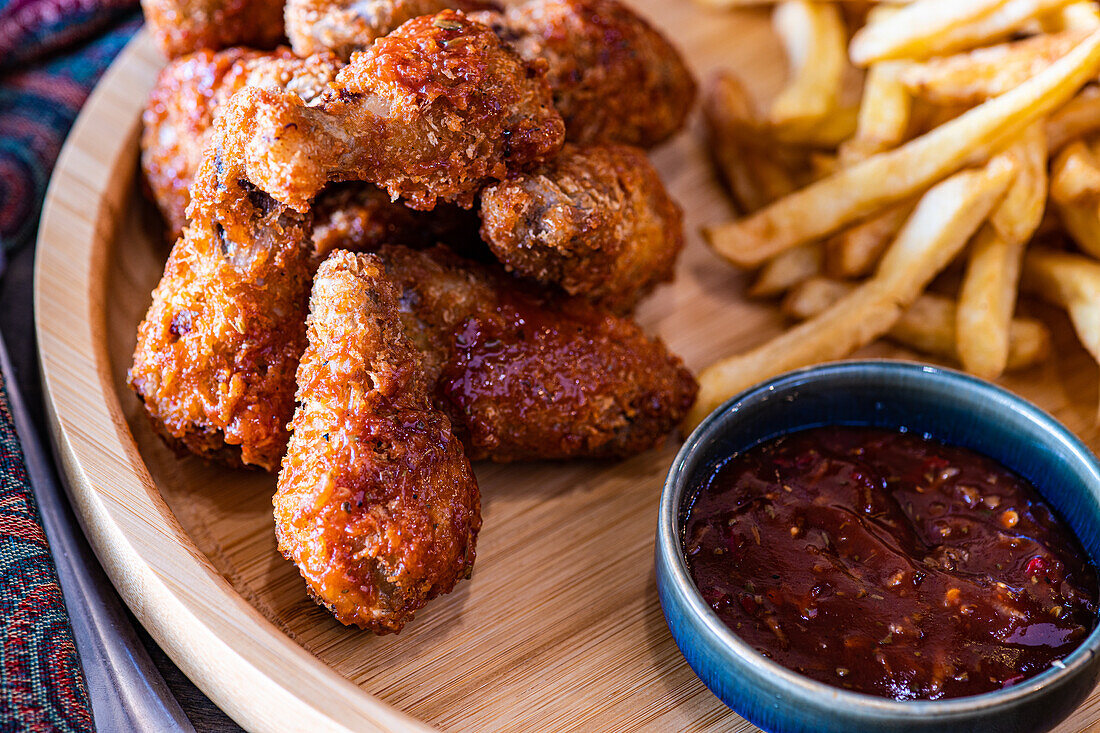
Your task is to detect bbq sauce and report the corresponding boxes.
[683,426,1098,700]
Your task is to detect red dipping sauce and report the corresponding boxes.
[683,426,1099,700]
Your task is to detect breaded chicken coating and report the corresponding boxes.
[274,251,480,632]
[127,175,313,470]
[286,0,497,60]
[284,0,695,147]
[378,245,698,461]
[141,47,341,240]
[479,143,684,313]
[214,11,564,212]
[142,0,285,59]
[470,0,696,147]
[132,12,562,468]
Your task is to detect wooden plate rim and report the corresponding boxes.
[33,29,432,733]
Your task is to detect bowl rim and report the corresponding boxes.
[658,359,1100,716]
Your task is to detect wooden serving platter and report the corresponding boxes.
[33,4,1100,731]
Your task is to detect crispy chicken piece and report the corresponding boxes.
[284,0,695,147]
[379,245,698,461]
[215,11,564,211]
[141,47,342,241]
[127,174,313,470]
[479,143,684,312]
[471,0,696,147]
[274,251,480,632]
[131,11,561,468]
[142,0,285,59]
[286,0,497,60]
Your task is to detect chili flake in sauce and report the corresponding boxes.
[683,426,1098,700]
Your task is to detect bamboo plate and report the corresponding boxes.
[33,4,1100,731]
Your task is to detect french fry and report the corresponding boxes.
[953,125,1048,379]
[1056,197,1100,256]
[704,29,1100,269]
[1044,1,1100,31]
[1047,85,1100,150]
[749,243,824,297]
[783,276,1051,369]
[770,1,848,128]
[899,31,1086,104]
[851,0,1076,65]
[704,74,770,213]
[1023,248,1100,416]
[825,200,915,277]
[771,105,860,147]
[1050,139,1100,201]
[689,159,1017,428]
[957,226,1027,379]
[839,61,912,164]
[849,0,1009,65]
[990,122,1049,244]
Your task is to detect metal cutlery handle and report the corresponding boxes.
[0,331,194,733]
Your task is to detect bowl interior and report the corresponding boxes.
[676,362,1100,570]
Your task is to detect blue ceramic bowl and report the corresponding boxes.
[656,360,1100,733]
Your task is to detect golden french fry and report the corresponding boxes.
[771,105,860,148]
[1056,196,1100,256]
[1050,139,1100,201]
[704,74,769,213]
[704,29,1100,269]
[1047,85,1100,150]
[839,62,912,164]
[1043,1,1100,31]
[825,200,915,277]
[957,225,1027,379]
[749,243,824,298]
[783,276,1051,369]
[852,0,1076,66]
[1023,248,1100,416]
[770,1,848,127]
[689,159,1016,428]
[899,30,1086,104]
[850,0,1009,65]
[990,122,1049,243]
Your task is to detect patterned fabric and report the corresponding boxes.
[0,373,92,732]
[1,1,139,729]
[0,2,140,254]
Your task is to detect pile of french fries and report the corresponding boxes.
[688,0,1100,427]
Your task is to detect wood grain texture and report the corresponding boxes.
[32,5,1100,732]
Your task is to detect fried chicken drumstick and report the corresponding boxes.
[379,245,698,461]
[131,11,562,469]
[275,251,480,631]
[285,0,696,147]
[480,143,684,313]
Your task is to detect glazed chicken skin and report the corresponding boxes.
[214,11,565,211]
[285,0,497,60]
[284,0,696,147]
[131,11,563,469]
[275,251,480,632]
[378,245,698,461]
[142,0,285,58]
[480,143,684,313]
[142,47,342,240]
